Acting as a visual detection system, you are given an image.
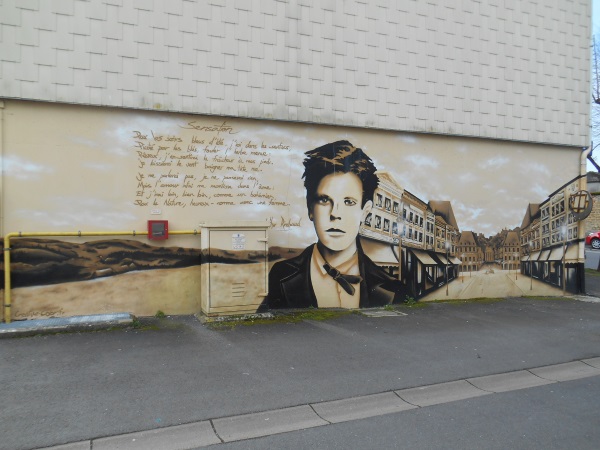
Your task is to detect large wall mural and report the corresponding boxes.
[0,101,587,319]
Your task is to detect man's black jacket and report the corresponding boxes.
[264,241,406,309]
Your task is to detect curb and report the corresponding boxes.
[0,313,135,338]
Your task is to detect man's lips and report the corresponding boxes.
[326,228,345,233]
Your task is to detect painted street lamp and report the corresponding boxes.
[513,252,519,280]
[527,240,533,291]
[461,252,465,283]
[397,201,405,282]
[560,224,567,295]
[445,240,451,296]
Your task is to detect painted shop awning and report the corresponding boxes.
[521,252,539,261]
[538,250,551,261]
[449,256,462,265]
[361,238,400,265]
[547,245,579,262]
[410,249,439,266]
[435,253,450,265]
[548,247,564,261]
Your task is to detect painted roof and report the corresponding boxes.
[520,203,540,229]
[428,200,459,230]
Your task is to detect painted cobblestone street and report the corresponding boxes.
[420,267,564,301]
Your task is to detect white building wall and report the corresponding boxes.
[0,0,590,146]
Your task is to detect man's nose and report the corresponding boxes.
[329,203,340,220]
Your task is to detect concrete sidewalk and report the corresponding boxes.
[2,296,600,450]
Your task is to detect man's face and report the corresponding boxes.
[310,172,373,253]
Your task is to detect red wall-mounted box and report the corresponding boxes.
[148,220,168,240]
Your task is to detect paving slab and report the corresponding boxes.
[396,379,491,407]
[92,422,219,449]
[583,357,600,369]
[467,370,555,393]
[311,392,415,423]
[40,443,90,450]
[570,295,600,303]
[212,405,327,442]
[529,361,600,382]
[360,310,408,317]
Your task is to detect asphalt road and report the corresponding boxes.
[585,247,600,297]
[202,376,600,450]
[2,295,600,450]
[585,247,600,270]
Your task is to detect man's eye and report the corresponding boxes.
[344,199,357,206]
[317,196,330,204]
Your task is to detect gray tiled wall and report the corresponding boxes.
[0,0,591,146]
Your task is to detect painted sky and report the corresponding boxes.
[2,95,586,248]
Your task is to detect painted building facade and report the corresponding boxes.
[520,176,586,293]
[457,231,483,275]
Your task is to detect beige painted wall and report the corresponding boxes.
[0,100,586,319]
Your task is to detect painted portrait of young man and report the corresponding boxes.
[266,140,406,309]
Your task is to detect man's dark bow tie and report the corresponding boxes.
[322,262,362,295]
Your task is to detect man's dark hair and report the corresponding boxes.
[302,140,379,210]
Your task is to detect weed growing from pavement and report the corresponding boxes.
[127,317,187,332]
[399,302,428,308]
[429,296,573,304]
[393,296,427,309]
[154,310,166,318]
[206,309,356,330]
[204,294,578,330]
[405,296,416,305]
